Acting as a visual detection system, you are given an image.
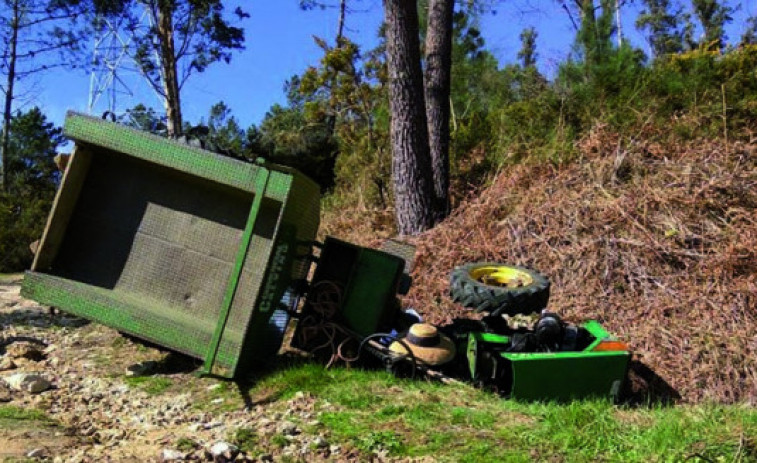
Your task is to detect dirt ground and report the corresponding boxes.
[0,278,343,462]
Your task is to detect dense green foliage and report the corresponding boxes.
[0,108,62,272]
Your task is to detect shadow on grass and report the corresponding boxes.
[153,352,203,375]
[232,353,317,409]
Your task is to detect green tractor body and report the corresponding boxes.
[21,112,630,401]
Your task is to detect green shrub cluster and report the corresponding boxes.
[486,44,757,166]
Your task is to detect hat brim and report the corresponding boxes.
[389,334,456,366]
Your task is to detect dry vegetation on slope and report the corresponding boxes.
[325,126,757,404]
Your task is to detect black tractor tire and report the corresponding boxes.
[449,263,550,316]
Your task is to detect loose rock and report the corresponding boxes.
[160,448,185,461]
[3,372,52,394]
[0,357,16,371]
[208,441,239,461]
[26,448,46,458]
[6,342,46,361]
[277,421,298,436]
[0,382,12,402]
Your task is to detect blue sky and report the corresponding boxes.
[16,0,755,131]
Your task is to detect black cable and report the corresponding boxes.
[340,332,420,379]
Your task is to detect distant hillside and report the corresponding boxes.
[324,126,756,403]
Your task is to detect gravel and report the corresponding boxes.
[0,281,344,461]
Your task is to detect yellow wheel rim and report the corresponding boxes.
[469,266,534,288]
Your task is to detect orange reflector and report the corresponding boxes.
[593,340,629,352]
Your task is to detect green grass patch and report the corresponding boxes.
[231,428,258,454]
[189,379,246,413]
[174,437,198,452]
[270,434,289,448]
[0,405,57,433]
[0,405,51,422]
[124,375,173,395]
[247,362,757,462]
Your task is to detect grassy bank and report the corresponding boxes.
[247,362,756,462]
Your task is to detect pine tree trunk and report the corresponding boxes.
[424,0,453,220]
[579,0,597,66]
[384,0,436,235]
[1,0,20,192]
[336,0,346,42]
[157,2,182,138]
[615,0,623,46]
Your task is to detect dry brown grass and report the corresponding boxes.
[322,126,757,403]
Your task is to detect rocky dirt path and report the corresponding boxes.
[0,278,345,462]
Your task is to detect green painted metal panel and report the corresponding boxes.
[22,272,241,368]
[502,320,629,401]
[202,164,271,375]
[63,112,289,200]
[583,319,612,350]
[504,350,629,401]
[22,113,321,379]
[313,238,404,337]
[340,248,404,337]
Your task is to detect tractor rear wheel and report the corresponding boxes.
[449,263,550,315]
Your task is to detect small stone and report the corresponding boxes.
[160,448,185,461]
[126,360,158,377]
[6,342,46,361]
[278,421,298,436]
[0,357,17,371]
[203,421,222,430]
[209,441,238,459]
[329,445,341,454]
[207,383,222,391]
[3,373,51,394]
[0,383,12,402]
[312,436,328,448]
[111,384,129,394]
[26,448,45,458]
[211,398,224,404]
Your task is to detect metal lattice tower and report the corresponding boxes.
[87,11,150,118]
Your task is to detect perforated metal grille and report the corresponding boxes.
[23,114,321,377]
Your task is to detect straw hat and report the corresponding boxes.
[389,323,456,366]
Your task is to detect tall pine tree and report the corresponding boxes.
[636,0,685,57]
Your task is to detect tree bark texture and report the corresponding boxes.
[336,0,346,42]
[157,3,182,137]
[424,0,453,220]
[1,0,20,191]
[384,0,436,235]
